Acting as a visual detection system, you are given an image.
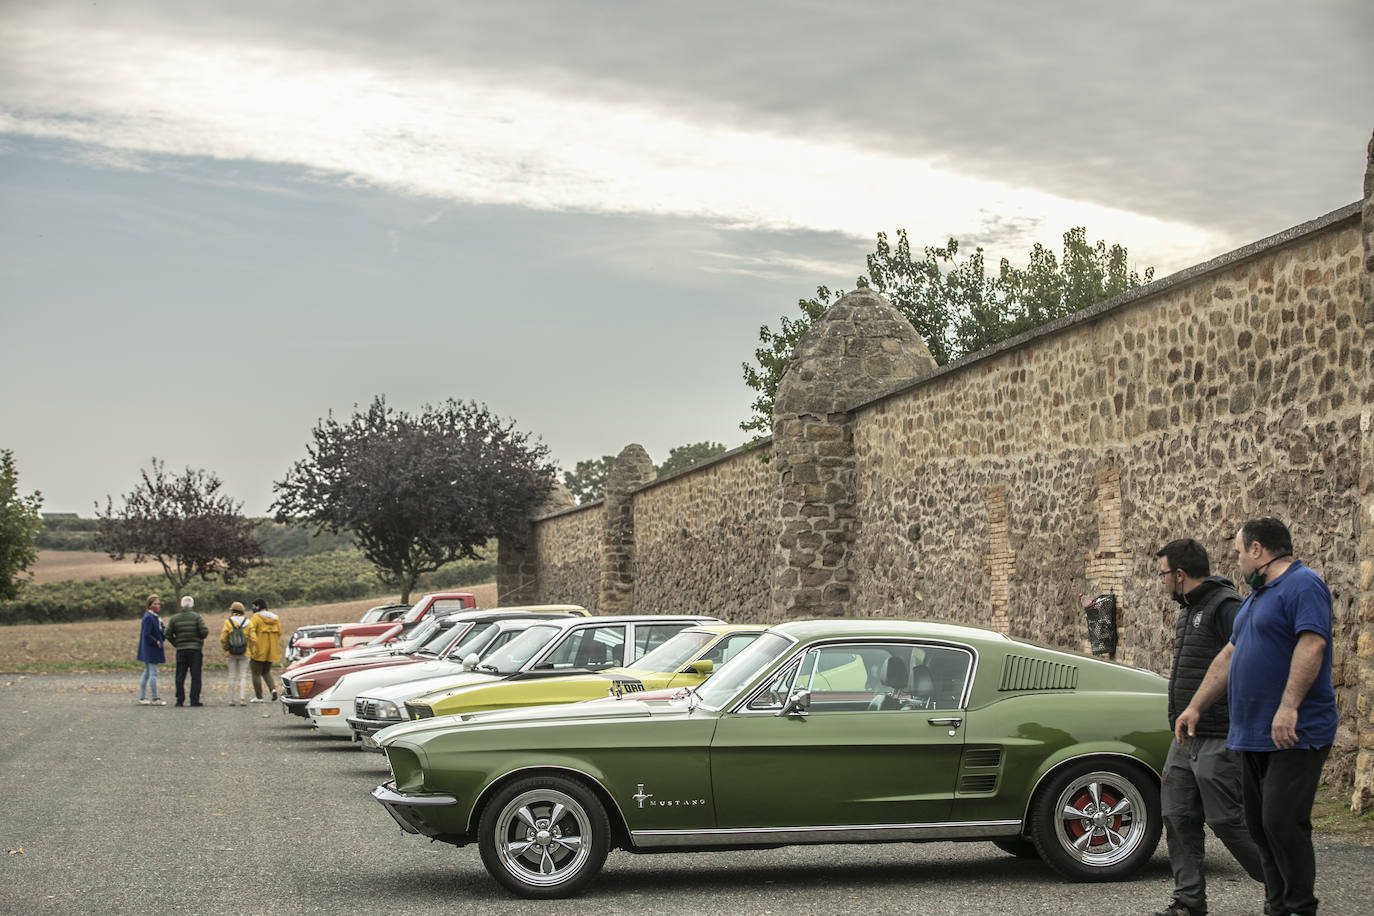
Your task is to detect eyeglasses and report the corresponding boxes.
[1157,569,1176,578]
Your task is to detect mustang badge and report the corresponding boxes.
[632,784,654,808]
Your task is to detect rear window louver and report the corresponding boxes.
[998,655,1078,691]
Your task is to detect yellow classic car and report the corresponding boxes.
[405,624,767,719]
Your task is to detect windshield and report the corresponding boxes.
[476,624,561,674]
[630,630,714,673]
[360,607,385,624]
[377,618,436,649]
[442,622,498,659]
[693,632,793,708]
[415,620,470,655]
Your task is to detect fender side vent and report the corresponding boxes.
[963,748,1003,768]
[998,655,1078,691]
[958,774,998,794]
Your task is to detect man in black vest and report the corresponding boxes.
[1151,538,1264,916]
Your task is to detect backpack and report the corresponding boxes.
[226,618,248,656]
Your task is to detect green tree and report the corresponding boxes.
[273,396,555,603]
[657,441,727,478]
[741,227,1154,434]
[95,459,264,597]
[0,450,44,600]
[562,455,616,505]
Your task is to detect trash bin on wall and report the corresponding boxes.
[1079,592,1117,657]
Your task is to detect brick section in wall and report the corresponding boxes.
[1084,463,1132,664]
[984,485,1013,634]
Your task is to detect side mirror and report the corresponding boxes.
[776,688,811,718]
[683,659,714,676]
[462,653,480,671]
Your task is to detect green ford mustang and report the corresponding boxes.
[372,619,1170,899]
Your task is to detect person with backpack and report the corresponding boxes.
[245,598,283,703]
[220,602,251,706]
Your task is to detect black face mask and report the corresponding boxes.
[1245,553,1290,589]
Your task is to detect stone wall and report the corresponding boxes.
[632,442,775,620]
[528,501,604,612]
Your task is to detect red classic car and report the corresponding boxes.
[286,591,478,670]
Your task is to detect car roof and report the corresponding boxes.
[678,623,771,636]
[493,614,720,632]
[768,618,1012,645]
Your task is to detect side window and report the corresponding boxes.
[544,626,627,669]
[911,645,973,711]
[631,623,691,661]
[746,660,800,711]
[700,633,761,666]
[793,642,974,714]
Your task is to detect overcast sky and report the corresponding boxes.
[2,1,1370,515]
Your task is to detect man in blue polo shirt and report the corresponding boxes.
[1175,517,1336,916]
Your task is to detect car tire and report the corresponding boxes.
[991,836,1040,859]
[1029,758,1160,882]
[478,774,610,899]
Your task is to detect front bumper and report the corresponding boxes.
[347,715,403,748]
[280,695,311,717]
[371,782,457,837]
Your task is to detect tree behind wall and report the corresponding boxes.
[741,227,1155,434]
[272,396,556,603]
[0,449,44,600]
[95,459,264,597]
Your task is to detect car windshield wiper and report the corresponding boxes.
[477,664,501,673]
[413,649,439,657]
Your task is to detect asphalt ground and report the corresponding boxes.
[2,673,1371,916]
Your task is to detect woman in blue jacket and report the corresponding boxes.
[137,595,167,705]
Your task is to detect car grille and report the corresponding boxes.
[282,678,298,699]
[355,698,381,719]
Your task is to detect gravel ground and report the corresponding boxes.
[2,672,1370,915]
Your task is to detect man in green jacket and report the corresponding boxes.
[165,595,209,707]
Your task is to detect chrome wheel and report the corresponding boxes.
[1051,770,1147,867]
[1031,759,1160,882]
[491,787,593,889]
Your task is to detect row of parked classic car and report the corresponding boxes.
[279,594,1173,899]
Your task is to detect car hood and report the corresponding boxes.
[332,659,467,702]
[287,653,417,681]
[356,668,500,704]
[376,696,690,745]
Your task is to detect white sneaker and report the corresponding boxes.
[138,698,152,705]
[249,698,264,703]
[150,698,167,706]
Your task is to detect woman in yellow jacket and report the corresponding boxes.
[244,599,283,703]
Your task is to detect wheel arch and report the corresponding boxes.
[469,765,632,849]
[1019,751,1161,833]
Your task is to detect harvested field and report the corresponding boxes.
[0,582,498,672]
[28,550,157,584]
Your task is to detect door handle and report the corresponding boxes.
[928,717,963,727]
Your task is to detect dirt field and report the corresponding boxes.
[27,550,159,584]
[0,582,498,672]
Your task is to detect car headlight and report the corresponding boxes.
[375,700,403,720]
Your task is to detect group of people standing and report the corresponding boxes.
[1153,517,1337,916]
[136,594,283,707]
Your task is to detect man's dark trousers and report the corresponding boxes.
[174,648,203,705]
[1242,745,1330,916]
